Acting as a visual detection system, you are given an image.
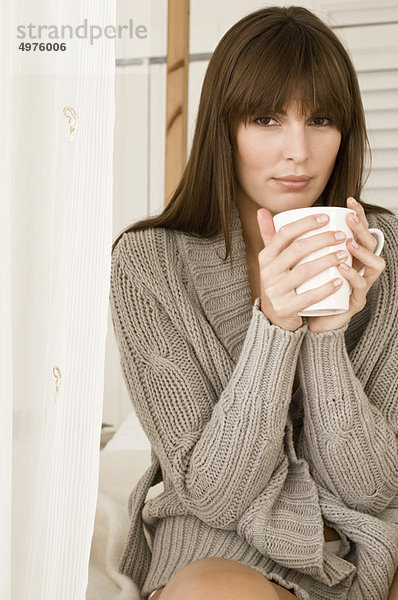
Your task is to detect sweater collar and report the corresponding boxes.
[178,201,253,362]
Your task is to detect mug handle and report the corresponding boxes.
[358,228,384,276]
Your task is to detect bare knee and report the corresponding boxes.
[159,557,279,600]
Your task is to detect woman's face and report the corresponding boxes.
[233,103,342,216]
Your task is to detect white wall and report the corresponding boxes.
[104,0,398,431]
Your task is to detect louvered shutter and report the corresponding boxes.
[324,4,398,212]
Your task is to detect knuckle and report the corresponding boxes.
[354,299,367,313]
[293,238,306,253]
[262,281,271,295]
[357,202,366,217]
[278,225,289,241]
[270,297,279,312]
[294,263,307,277]
[258,248,267,262]
[271,298,285,316]
[275,306,288,318]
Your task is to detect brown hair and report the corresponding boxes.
[112,5,394,256]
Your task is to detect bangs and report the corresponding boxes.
[224,20,353,134]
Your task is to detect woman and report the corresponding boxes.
[110,6,398,600]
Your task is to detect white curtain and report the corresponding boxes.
[0,0,116,598]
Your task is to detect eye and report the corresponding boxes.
[252,116,278,127]
[310,116,332,127]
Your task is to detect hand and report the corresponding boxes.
[256,208,349,331]
[306,197,386,333]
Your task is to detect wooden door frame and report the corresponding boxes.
[165,0,190,205]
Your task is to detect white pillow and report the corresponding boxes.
[102,411,164,500]
[104,410,152,453]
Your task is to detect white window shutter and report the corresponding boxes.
[323,3,398,212]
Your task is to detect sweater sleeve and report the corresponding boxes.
[110,249,308,531]
[297,323,398,515]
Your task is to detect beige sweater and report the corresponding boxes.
[110,202,398,600]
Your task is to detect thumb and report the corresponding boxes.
[257,208,276,246]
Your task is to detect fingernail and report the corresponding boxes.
[351,239,359,248]
[352,215,360,223]
[349,197,358,205]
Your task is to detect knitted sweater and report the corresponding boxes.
[110,201,398,600]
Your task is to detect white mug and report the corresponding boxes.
[273,206,384,317]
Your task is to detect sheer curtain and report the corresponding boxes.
[1,0,116,598]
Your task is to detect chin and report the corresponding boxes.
[274,200,315,213]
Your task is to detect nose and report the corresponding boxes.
[282,124,309,163]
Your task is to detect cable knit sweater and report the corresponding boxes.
[110,201,398,600]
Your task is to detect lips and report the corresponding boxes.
[276,175,311,181]
[273,175,311,190]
